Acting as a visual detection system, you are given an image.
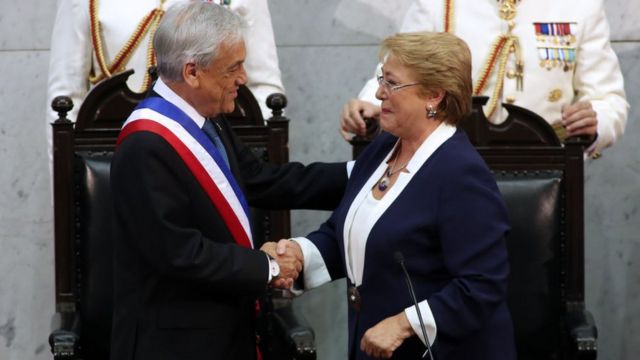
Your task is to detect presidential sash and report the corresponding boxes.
[117,97,253,249]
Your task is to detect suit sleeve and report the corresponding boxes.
[111,132,269,296]
[573,1,629,154]
[426,157,511,340]
[221,121,348,210]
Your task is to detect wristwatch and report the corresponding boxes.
[267,254,280,279]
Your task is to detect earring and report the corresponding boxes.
[426,105,437,118]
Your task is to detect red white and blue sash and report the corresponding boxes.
[117,97,253,249]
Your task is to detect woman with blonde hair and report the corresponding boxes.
[290,31,516,359]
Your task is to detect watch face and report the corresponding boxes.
[270,259,280,277]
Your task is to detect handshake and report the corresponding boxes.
[260,239,304,289]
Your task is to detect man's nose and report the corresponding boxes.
[236,66,248,85]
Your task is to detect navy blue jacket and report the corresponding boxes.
[307,129,516,359]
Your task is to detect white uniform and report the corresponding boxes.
[358,0,628,156]
[46,0,284,137]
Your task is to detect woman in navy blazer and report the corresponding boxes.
[289,32,516,359]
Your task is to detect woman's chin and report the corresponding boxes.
[379,113,394,130]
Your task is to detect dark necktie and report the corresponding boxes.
[202,118,230,169]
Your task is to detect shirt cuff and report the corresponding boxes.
[404,299,437,347]
[290,237,332,290]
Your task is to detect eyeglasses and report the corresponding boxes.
[376,75,421,94]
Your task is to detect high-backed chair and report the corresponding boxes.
[351,97,598,360]
[48,70,315,360]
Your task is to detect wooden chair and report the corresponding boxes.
[48,70,315,360]
[351,97,598,360]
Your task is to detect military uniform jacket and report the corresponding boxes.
[358,0,628,155]
[46,0,284,129]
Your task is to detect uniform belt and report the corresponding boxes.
[347,285,361,312]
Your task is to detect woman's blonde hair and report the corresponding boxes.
[379,31,472,125]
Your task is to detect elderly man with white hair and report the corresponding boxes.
[109,3,347,359]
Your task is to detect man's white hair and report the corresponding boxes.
[154,2,246,82]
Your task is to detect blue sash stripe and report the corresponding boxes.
[134,97,251,219]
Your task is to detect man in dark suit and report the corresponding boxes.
[109,3,347,359]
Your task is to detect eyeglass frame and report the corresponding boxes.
[376,75,421,94]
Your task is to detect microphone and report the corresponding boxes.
[394,251,435,360]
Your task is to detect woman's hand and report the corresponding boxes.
[260,240,303,289]
[360,311,414,358]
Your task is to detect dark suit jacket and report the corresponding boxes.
[110,110,347,360]
[308,129,516,360]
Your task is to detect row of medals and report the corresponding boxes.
[499,0,569,140]
[499,0,576,72]
[535,23,577,71]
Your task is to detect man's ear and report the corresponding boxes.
[183,62,199,88]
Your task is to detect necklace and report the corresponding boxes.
[377,149,409,192]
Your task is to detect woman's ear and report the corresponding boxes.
[428,89,446,104]
[425,89,446,119]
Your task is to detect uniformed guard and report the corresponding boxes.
[343,0,628,159]
[47,0,284,157]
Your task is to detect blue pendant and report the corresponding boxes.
[378,177,389,191]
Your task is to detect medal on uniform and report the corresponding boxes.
[534,22,578,71]
[499,0,517,20]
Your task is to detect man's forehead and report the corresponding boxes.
[216,40,246,65]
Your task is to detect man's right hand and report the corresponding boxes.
[261,240,303,289]
[340,99,381,141]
